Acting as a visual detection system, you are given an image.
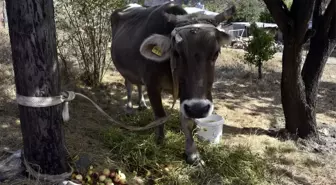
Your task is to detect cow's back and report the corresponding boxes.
[110,3,187,85]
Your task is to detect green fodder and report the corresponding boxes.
[97,107,268,185]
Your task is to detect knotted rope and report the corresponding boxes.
[23,156,74,185]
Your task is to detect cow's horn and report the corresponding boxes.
[214,5,236,24]
[163,13,178,24]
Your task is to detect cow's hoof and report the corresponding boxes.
[155,134,165,145]
[156,138,164,145]
[185,152,205,166]
[155,133,165,145]
[123,105,135,115]
[138,104,148,111]
[155,125,165,145]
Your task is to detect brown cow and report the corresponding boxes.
[110,3,235,165]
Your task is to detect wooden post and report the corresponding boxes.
[5,0,70,175]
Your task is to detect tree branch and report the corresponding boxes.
[328,14,336,40]
[291,0,316,43]
[262,0,291,33]
[312,0,323,30]
[301,0,323,45]
[323,0,335,30]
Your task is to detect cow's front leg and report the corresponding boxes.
[137,85,148,111]
[146,85,165,144]
[124,79,135,115]
[181,115,204,165]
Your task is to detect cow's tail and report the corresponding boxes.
[110,9,121,28]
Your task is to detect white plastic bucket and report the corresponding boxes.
[194,114,224,144]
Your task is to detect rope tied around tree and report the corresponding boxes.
[23,155,74,185]
[15,91,76,122]
[14,91,171,183]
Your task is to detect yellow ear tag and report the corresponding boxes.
[152,45,162,56]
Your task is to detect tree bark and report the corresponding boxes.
[5,0,70,176]
[257,62,262,79]
[280,43,318,138]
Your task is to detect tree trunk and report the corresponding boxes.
[5,0,70,176]
[257,62,262,79]
[280,35,317,138]
[299,1,336,138]
[302,8,336,108]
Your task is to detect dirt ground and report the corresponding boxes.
[1,26,336,185]
[210,48,336,185]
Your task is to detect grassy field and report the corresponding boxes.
[1,27,336,185]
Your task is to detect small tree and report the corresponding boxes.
[244,22,276,79]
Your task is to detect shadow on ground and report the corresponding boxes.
[0,30,22,159]
[316,81,336,119]
[212,62,336,156]
[213,64,336,126]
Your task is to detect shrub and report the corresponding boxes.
[55,0,126,86]
[244,22,276,79]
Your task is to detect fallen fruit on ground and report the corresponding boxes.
[85,175,92,183]
[103,168,110,176]
[75,174,83,181]
[70,166,128,185]
[110,171,116,178]
[118,173,127,184]
[99,175,106,182]
[105,178,112,183]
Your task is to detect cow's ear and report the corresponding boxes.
[140,34,171,62]
[216,29,232,46]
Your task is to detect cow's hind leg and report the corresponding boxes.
[146,84,165,144]
[181,115,204,166]
[124,79,135,115]
[137,85,148,111]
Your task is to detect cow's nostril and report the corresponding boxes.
[184,104,191,113]
[202,104,210,113]
[183,102,211,118]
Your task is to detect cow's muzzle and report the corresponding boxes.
[181,99,214,119]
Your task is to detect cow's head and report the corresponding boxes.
[140,6,235,119]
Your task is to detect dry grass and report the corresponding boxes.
[0,26,336,184]
[213,48,336,185]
